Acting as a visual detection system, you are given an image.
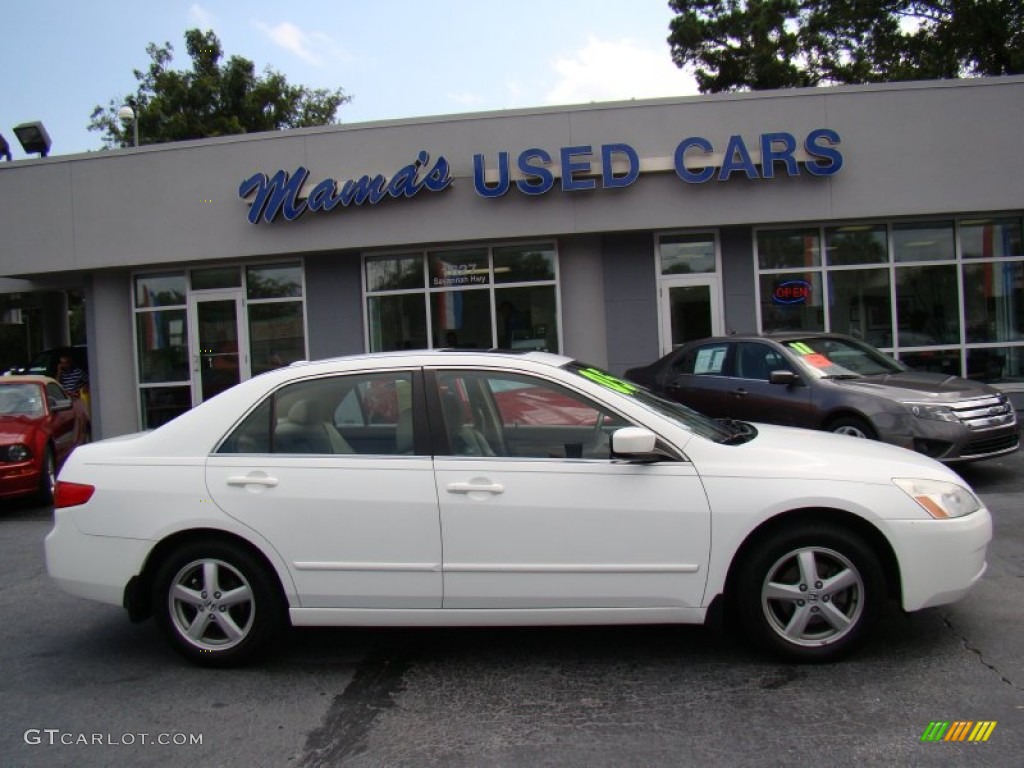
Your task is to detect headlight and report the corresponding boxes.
[906,403,959,423]
[893,478,982,519]
[1,443,31,462]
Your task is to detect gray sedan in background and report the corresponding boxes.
[625,333,1019,463]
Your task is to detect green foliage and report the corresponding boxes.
[89,29,351,147]
[667,0,1024,93]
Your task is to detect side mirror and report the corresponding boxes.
[611,427,665,462]
[769,370,798,386]
[50,397,73,411]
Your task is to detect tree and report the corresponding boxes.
[667,1,1024,93]
[89,29,351,147]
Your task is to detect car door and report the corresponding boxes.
[206,369,442,609]
[429,368,711,610]
[42,382,85,463]
[725,342,814,427]
[658,341,733,417]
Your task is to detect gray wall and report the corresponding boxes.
[720,226,757,335]
[558,235,607,368]
[304,252,365,360]
[602,233,659,374]
[85,271,136,439]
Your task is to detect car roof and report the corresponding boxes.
[287,348,574,371]
[690,332,853,344]
[1,375,59,386]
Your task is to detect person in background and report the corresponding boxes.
[56,354,88,398]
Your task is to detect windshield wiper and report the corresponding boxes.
[716,418,756,445]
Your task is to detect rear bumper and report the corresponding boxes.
[885,509,992,612]
[45,508,150,607]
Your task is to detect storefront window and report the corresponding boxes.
[899,349,961,377]
[825,225,888,266]
[494,245,556,282]
[191,267,241,291]
[757,229,820,270]
[828,268,892,348]
[430,289,492,348]
[429,249,490,288]
[659,234,716,275]
[892,221,954,263]
[246,263,303,299]
[248,302,306,375]
[135,309,188,384]
[368,294,428,351]
[963,261,1024,344]
[895,265,959,345]
[759,271,824,332]
[961,217,1023,260]
[135,273,186,308]
[365,243,560,353]
[366,254,425,292]
[140,386,191,430]
[495,286,558,351]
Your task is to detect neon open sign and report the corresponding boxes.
[772,280,812,304]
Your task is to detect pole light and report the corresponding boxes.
[117,105,139,148]
[12,121,51,158]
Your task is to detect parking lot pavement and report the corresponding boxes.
[0,448,1021,767]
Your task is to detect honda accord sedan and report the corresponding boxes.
[46,351,991,666]
[625,333,1018,463]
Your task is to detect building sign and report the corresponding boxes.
[239,151,453,224]
[240,129,842,224]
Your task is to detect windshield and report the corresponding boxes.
[0,383,45,417]
[782,337,904,378]
[564,362,736,443]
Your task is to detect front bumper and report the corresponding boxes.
[45,508,151,607]
[884,508,992,612]
[0,461,42,499]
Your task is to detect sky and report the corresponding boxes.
[1,0,698,160]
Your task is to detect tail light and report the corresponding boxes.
[55,481,95,508]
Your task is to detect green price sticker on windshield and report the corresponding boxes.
[788,342,815,355]
[578,367,638,394]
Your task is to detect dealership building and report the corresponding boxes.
[1,75,1022,439]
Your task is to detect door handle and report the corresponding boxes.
[227,474,279,488]
[446,481,504,495]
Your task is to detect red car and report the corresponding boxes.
[0,376,90,504]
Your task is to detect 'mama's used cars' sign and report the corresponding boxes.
[239,129,843,224]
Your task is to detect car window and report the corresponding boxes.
[784,337,902,377]
[674,343,729,375]
[435,371,631,459]
[45,383,67,405]
[217,371,416,455]
[736,342,792,381]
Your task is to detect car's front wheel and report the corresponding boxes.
[734,525,884,661]
[152,541,285,667]
[827,416,876,440]
[34,446,56,505]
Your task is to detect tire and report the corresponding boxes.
[827,416,877,440]
[734,525,884,662]
[35,447,56,505]
[151,540,285,667]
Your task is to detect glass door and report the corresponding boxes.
[190,291,249,404]
[659,277,722,356]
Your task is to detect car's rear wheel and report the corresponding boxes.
[827,416,877,440]
[152,541,285,667]
[734,525,884,661]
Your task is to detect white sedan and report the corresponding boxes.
[46,351,991,666]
